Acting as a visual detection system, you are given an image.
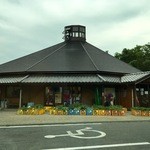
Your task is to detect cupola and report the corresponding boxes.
[63,25,86,42]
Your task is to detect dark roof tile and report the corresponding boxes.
[0,41,140,74]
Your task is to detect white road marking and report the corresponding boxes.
[45,129,84,138]
[42,142,150,150]
[0,123,102,129]
[45,127,106,139]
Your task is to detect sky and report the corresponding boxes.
[0,0,150,64]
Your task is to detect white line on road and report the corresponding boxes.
[44,127,106,139]
[42,142,150,150]
[0,123,102,129]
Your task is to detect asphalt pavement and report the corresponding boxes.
[0,109,149,126]
[0,122,150,150]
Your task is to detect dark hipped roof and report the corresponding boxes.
[0,41,139,74]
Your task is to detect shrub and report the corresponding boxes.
[109,105,123,110]
[34,104,44,109]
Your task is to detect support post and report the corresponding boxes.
[19,89,22,108]
[133,84,136,107]
[133,84,140,107]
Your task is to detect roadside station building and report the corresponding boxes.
[0,25,150,109]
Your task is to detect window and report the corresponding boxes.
[74,32,79,37]
[81,33,85,38]
[45,86,81,106]
[45,87,54,106]
[73,27,78,31]
[63,86,81,105]
[45,86,62,106]
[80,27,85,32]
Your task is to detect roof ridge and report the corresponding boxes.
[86,42,140,73]
[20,75,30,82]
[80,42,99,71]
[25,43,67,71]
[97,74,106,82]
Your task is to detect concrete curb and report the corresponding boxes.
[0,109,150,126]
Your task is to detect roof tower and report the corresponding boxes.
[63,25,86,42]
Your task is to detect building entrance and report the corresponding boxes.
[136,84,150,107]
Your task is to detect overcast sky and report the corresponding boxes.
[0,0,150,64]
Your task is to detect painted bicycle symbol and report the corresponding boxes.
[44,127,106,139]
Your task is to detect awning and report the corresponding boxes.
[22,74,103,83]
[98,75,121,83]
[0,74,120,84]
[121,71,150,83]
[0,75,28,84]
[21,74,122,83]
[0,72,149,84]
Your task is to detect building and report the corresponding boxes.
[0,25,150,109]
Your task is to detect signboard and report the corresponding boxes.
[55,93,62,104]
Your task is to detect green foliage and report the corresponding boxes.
[109,105,123,110]
[56,105,68,111]
[132,107,150,111]
[95,105,105,110]
[68,103,88,111]
[80,104,87,110]
[68,102,82,110]
[115,43,150,71]
[92,104,100,110]
[132,107,141,110]
[92,105,123,110]
[21,106,28,111]
[34,104,44,109]
[56,105,64,110]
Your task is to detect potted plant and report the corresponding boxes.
[110,105,123,116]
[98,105,106,116]
[44,106,53,112]
[17,107,25,115]
[86,107,93,115]
[62,106,68,115]
[17,106,32,115]
[92,105,99,115]
[49,107,56,115]
[34,104,45,115]
[131,107,142,116]
[148,108,150,116]
[80,105,87,115]
[68,104,75,115]
[141,107,149,116]
[55,105,69,115]
[73,107,80,115]
[55,105,64,115]
[105,107,111,116]
[68,102,81,115]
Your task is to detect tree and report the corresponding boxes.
[115,43,150,71]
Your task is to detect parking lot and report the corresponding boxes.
[0,122,150,150]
